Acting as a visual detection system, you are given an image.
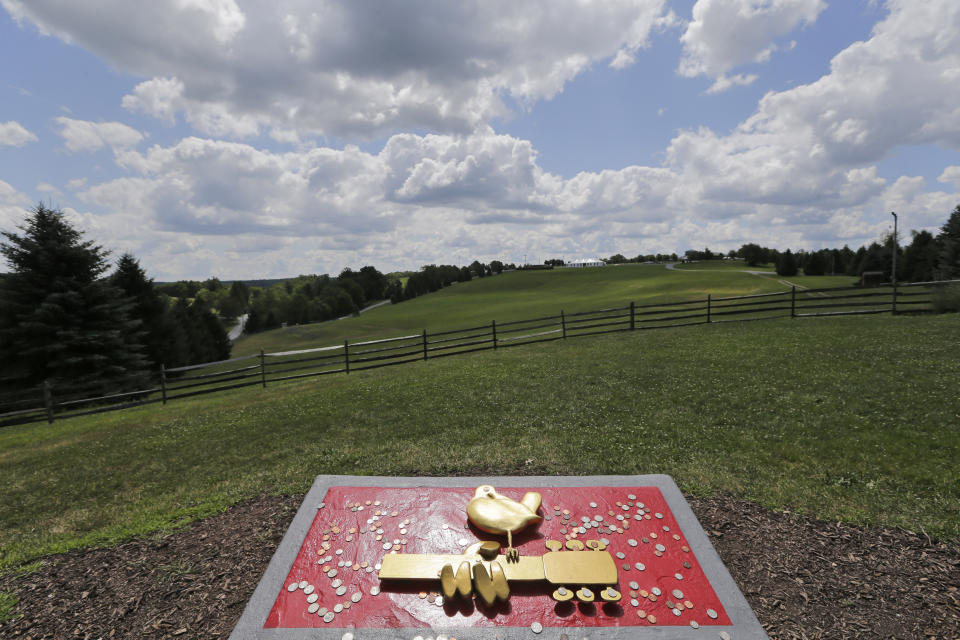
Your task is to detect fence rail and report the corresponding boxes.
[2,279,957,427]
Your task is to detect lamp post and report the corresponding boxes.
[891,211,898,314]
[891,212,898,286]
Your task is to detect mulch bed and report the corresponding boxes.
[1,495,957,639]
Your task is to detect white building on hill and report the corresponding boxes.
[565,258,605,268]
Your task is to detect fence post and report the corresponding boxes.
[259,349,267,388]
[42,380,54,424]
[160,364,167,404]
[561,310,567,339]
[422,329,428,360]
[892,282,898,315]
[706,294,712,324]
[630,301,635,330]
[344,339,350,374]
[791,286,796,318]
[492,320,498,350]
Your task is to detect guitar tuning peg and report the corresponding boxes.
[564,539,584,551]
[584,539,606,551]
[545,539,563,552]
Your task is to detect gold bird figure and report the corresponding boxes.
[466,485,542,560]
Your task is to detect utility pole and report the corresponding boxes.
[890,212,898,286]
[891,211,898,315]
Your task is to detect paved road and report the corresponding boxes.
[664,262,772,276]
[337,299,390,321]
[228,313,248,341]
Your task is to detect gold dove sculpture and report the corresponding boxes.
[466,485,542,560]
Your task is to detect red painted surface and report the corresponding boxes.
[265,486,730,628]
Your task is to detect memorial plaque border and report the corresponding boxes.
[230,474,768,639]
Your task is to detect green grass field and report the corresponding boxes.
[1,304,957,570]
[233,263,857,355]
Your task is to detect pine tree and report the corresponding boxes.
[0,205,149,395]
[936,204,960,280]
[776,249,798,276]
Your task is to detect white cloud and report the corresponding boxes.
[706,72,758,94]
[0,180,34,232]
[678,0,826,90]
[54,117,144,153]
[938,166,960,190]
[0,120,38,146]
[5,0,669,139]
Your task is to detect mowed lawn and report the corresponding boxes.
[232,263,820,355]
[1,312,957,570]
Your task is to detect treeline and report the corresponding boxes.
[0,206,229,397]
[740,205,960,280]
[389,260,508,303]
[234,260,513,335]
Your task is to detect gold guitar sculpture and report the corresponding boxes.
[378,486,621,606]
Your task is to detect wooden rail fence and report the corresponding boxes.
[2,279,956,427]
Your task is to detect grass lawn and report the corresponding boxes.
[1,313,957,571]
[232,263,843,355]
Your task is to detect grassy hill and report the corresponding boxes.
[1,307,957,570]
[233,263,859,355]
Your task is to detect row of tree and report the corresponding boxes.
[760,206,960,279]
[0,206,230,398]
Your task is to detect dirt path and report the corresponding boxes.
[2,495,956,639]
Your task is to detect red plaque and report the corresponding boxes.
[265,486,730,629]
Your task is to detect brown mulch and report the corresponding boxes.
[1,495,957,639]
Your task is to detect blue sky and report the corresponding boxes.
[1,0,958,280]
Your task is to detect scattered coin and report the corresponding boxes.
[336,586,347,596]
[327,569,338,578]
[333,604,343,613]
[706,608,718,619]
[435,595,443,606]
[287,583,298,592]
[307,593,318,604]
[647,614,657,624]
[343,633,355,640]
[672,608,681,617]
[304,585,314,595]
[684,600,693,609]
[672,589,684,599]
[628,494,637,500]
[308,603,320,614]
[635,562,645,571]
[622,563,630,571]
[630,598,639,607]
[637,609,646,619]
[627,538,638,547]
[675,573,684,580]
[655,512,663,519]
[531,622,543,634]
[298,580,308,589]
[331,579,343,588]
[351,592,362,603]
[655,544,666,552]
[629,581,639,590]
[589,502,597,508]
[689,620,700,629]
[720,632,732,640]
[370,586,380,596]
[615,552,625,559]
[651,587,662,596]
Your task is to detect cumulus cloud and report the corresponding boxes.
[0,120,38,146]
[678,0,826,90]
[5,0,669,139]
[54,117,144,153]
[938,166,960,190]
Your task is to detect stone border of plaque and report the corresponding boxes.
[230,474,768,639]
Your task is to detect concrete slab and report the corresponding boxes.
[230,475,767,639]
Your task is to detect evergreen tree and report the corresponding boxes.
[776,249,798,276]
[0,205,149,394]
[935,204,960,279]
[901,230,938,282]
[111,253,170,370]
